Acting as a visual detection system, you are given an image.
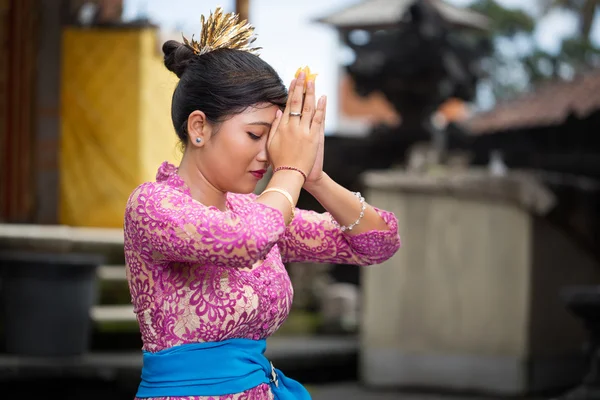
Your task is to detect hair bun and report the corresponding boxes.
[163,40,195,78]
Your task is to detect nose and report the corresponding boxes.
[257,141,269,164]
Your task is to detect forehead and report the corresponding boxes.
[233,103,279,123]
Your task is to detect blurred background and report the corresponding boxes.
[1,0,600,399]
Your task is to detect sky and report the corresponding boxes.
[121,0,600,129]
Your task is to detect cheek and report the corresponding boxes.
[208,138,253,175]
[225,136,260,163]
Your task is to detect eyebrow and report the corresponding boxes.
[247,121,272,128]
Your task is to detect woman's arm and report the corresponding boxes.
[277,173,401,266]
[125,183,287,268]
[304,172,388,235]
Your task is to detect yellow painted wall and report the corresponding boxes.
[139,30,182,183]
[60,27,180,228]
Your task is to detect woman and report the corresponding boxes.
[124,8,401,400]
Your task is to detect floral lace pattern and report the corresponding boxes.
[124,162,401,400]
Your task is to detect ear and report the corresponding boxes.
[187,110,210,147]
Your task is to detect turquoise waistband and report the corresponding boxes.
[136,338,311,399]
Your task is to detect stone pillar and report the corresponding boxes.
[359,169,600,395]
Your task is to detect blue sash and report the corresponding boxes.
[136,338,311,399]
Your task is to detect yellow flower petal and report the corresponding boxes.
[294,66,318,92]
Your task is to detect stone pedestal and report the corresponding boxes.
[360,169,600,395]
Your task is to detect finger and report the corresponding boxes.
[267,109,283,164]
[280,78,297,125]
[309,96,326,138]
[300,78,316,132]
[284,71,306,125]
[320,95,327,142]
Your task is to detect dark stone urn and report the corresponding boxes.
[554,286,600,400]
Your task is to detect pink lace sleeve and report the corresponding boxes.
[125,183,286,268]
[277,207,401,266]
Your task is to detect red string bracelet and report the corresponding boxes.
[273,166,307,182]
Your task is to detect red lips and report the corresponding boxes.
[250,169,266,179]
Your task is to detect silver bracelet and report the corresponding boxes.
[331,191,366,232]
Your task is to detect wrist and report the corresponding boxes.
[304,172,329,194]
[272,165,307,182]
[270,169,305,189]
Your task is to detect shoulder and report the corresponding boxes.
[127,181,170,204]
[126,181,190,216]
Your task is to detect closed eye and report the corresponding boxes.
[247,132,261,141]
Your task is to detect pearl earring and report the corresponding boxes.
[195,137,201,144]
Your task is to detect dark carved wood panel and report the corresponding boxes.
[0,0,37,223]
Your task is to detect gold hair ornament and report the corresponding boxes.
[182,7,261,56]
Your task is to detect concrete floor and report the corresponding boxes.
[309,383,547,400]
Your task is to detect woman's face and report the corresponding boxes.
[196,103,278,194]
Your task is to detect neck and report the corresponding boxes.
[177,150,228,211]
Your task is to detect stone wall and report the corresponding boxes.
[359,169,600,395]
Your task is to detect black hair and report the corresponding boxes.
[162,41,287,145]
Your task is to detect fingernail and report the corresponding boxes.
[298,71,305,79]
[276,109,282,117]
[307,80,314,89]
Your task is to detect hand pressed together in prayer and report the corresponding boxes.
[302,76,327,190]
[266,70,326,185]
